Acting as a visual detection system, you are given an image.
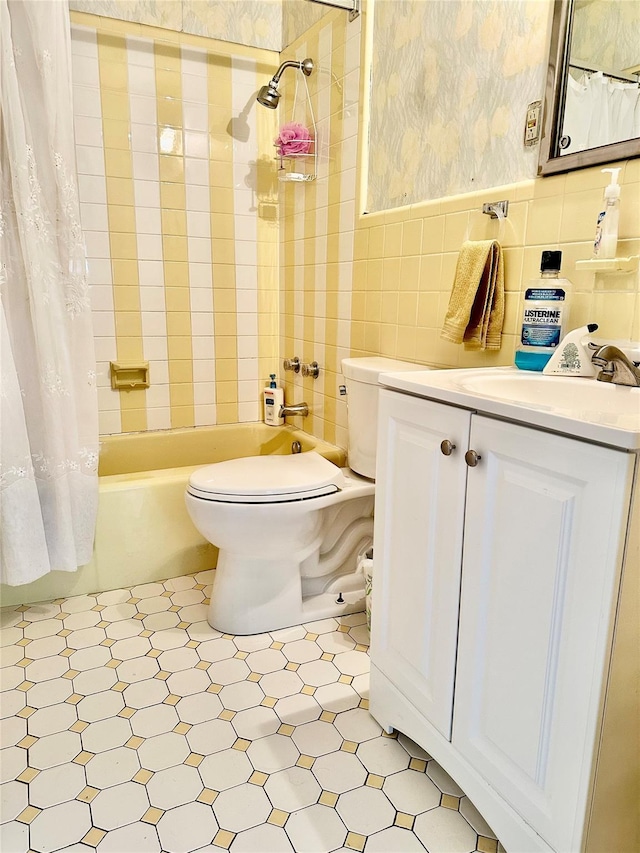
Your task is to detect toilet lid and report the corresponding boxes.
[187,451,345,503]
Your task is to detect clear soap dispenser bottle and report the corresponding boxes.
[593,168,621,260]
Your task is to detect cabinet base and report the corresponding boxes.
[369,664,552,853]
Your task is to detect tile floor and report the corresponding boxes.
[0,571,502,853]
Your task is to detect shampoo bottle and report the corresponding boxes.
[263,374,284,426]
[515,250,572,372]
[593,168,621,260]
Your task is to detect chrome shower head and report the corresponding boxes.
[256,58,314,109]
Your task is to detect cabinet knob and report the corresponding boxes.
[440,439,456,456]
[464,449,482,467]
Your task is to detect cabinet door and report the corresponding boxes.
[453,415,634,852]
[371,390,471,739]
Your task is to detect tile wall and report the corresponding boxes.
[280,8,640,447]
[70,12,280,435]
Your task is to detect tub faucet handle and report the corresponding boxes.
[283,357,300,373]
[301,361,320,379]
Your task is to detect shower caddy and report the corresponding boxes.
[275,66,317,183]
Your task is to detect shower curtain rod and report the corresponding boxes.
[569,59,639,84]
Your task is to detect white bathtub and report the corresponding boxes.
[2,424,345,606]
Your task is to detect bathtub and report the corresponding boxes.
[2,424,345,607]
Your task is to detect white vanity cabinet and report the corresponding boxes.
[371,386,639,853]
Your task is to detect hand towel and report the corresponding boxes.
[441,240,505,351]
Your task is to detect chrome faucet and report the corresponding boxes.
[279,401,309,417]
[591,345,640,387]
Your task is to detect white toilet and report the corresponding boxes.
[185,357,424,634]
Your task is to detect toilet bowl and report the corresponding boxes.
[185,357,426,634]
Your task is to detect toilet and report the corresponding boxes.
[185,357,424,634]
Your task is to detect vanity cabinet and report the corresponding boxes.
[371,387,638,853]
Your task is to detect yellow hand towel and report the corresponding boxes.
[441,240,505,351]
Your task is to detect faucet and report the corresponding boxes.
[591,345,640,387]
[279,401,309,417]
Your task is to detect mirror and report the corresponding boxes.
[539,0,640,176]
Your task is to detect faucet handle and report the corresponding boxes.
[301,361,320,379]
[283,357,300,373]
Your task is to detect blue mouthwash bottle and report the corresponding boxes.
[515,250,572,372]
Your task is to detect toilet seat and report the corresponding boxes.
[187,451,345,504]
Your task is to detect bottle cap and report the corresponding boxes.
[540,250,562,273]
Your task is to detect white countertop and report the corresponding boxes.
[379,367,640,451]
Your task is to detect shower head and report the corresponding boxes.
[256,58,314,109]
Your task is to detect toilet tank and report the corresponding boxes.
[341,357,428,479]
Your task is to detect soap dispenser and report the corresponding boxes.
[593,168,621,260]
[263,374,284,426]
[542,323,599,377]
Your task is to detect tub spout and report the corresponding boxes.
[279,402,309,418]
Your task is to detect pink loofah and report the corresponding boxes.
[275,121,312,156]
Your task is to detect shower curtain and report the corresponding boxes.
[0,0,99,585]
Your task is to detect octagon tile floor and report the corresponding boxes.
[0,571,503,853]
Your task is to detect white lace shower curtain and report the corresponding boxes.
[0,0,99,586]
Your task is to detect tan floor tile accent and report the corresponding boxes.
[382,730,398,739]
[233,739,250,752]
[359,699,370,710]
[186,640,199,649]
[366,774,384,789]
[133,769,154,784]
[355,644,369,652]
[16,706,36,719]
[16,768,39,784]
[17,806,41,824]
[442,794,461,810]
[341,740,358,753]
[234,651,248,660]
[92,605,106,612]
[270,641,284,650]
[168,605,180,612]
[127,598,140,605]
[155,671,171,681]
[208,683,223,694]
[140,630,153,638]
[301,685,316,696]
[69,721,89,733]
[213,829,235,849]
[62,669,80,680]
[60,649,74,658]
[337,625,350,633]
[134,613,146,621]
[55,613,68,620]
[112,681,128,692]
[16,681,34,692]
[395,812,414,829]
[218,709,235,722]
[161,590,173,598]
[320,711,337,723]
[77,786,100,803]
[478,838,498,853]
[285,662,299,671]
[164,694,180,706]
[197,788,218,805]
[247,672,261,682]
[194,584,207,591]
[319,791,338,807]
[267,809,289,827]
[142,807,164,825]
[296,755,314,769]
[100,639,115,647]
[81,827,107,847]
[17,620,30,627]
[409,758,427,772]
[196,660,210,670]
[321,653,335,662]
[261,697,277,708]
[17,735,38,749]
[173,722,191,735]
[105,659,120,669]
[338,675,353,685]
[126,736,145,749]
[185,753,204,767]
[16,605,30,612]
[147,649,162,658]
[277,724,294,736]
[74,751,94,766]
[249,771,268,786]
[17,658,33,668]
[97,621,109,629]
[16,638,30,647]
[304,633,319,641]
[66,693,83,705]
[119,707,136,719]
[178,621,190,629]
[346,831,366,851]
[57,629,73,637]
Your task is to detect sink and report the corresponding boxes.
[379,366,640,450]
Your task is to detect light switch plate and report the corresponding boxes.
[524,100,542,147]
